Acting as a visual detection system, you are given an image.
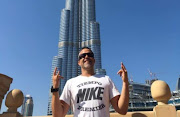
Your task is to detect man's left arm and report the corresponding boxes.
[110,62,129,115]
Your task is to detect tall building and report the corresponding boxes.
[47,0,106,115]
[176,76,180,91]
[21,95,33,116]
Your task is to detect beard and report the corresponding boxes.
[81,59,94,70]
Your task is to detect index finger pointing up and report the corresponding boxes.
[121,62,126,71]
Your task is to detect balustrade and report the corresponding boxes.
[0,73,179,117]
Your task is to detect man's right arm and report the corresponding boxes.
[51,67,69,117]
[52,92,69,117]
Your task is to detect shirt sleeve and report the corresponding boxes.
[107,76,120,100]
[60,80,71,106]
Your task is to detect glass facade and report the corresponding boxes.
[47,0,106,115]
[21,95,33,116]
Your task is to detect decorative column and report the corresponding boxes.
[0,74,13,110]
[151,80,176,117]
[1,89,24,117]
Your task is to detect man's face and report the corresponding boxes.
[78,48,95,70]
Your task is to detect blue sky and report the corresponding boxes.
[0,0,180,116]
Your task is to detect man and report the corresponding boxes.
[51,47,129,117]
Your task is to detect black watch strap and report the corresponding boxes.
[51,86,59,92]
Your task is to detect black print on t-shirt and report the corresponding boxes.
[77,104,105,111]
[77,87,104,103]
[77,81,102,88]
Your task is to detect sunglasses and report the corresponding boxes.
[78,52,94,60]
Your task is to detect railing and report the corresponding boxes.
[0,73,180,117]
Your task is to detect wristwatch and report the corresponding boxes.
[51,86,59,92]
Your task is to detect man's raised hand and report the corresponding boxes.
[117,62,128,83]
[52,67,63,88]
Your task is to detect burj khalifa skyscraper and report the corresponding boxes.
[47,0,106,115]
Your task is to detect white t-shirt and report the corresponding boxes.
[60,74,120,117]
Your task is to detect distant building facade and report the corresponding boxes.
[128,81,156,110]
[47,0,106,115]
[109,80,157,112]
[21,95,33,116]
[127,80,157,111]
[176,77,180,91]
